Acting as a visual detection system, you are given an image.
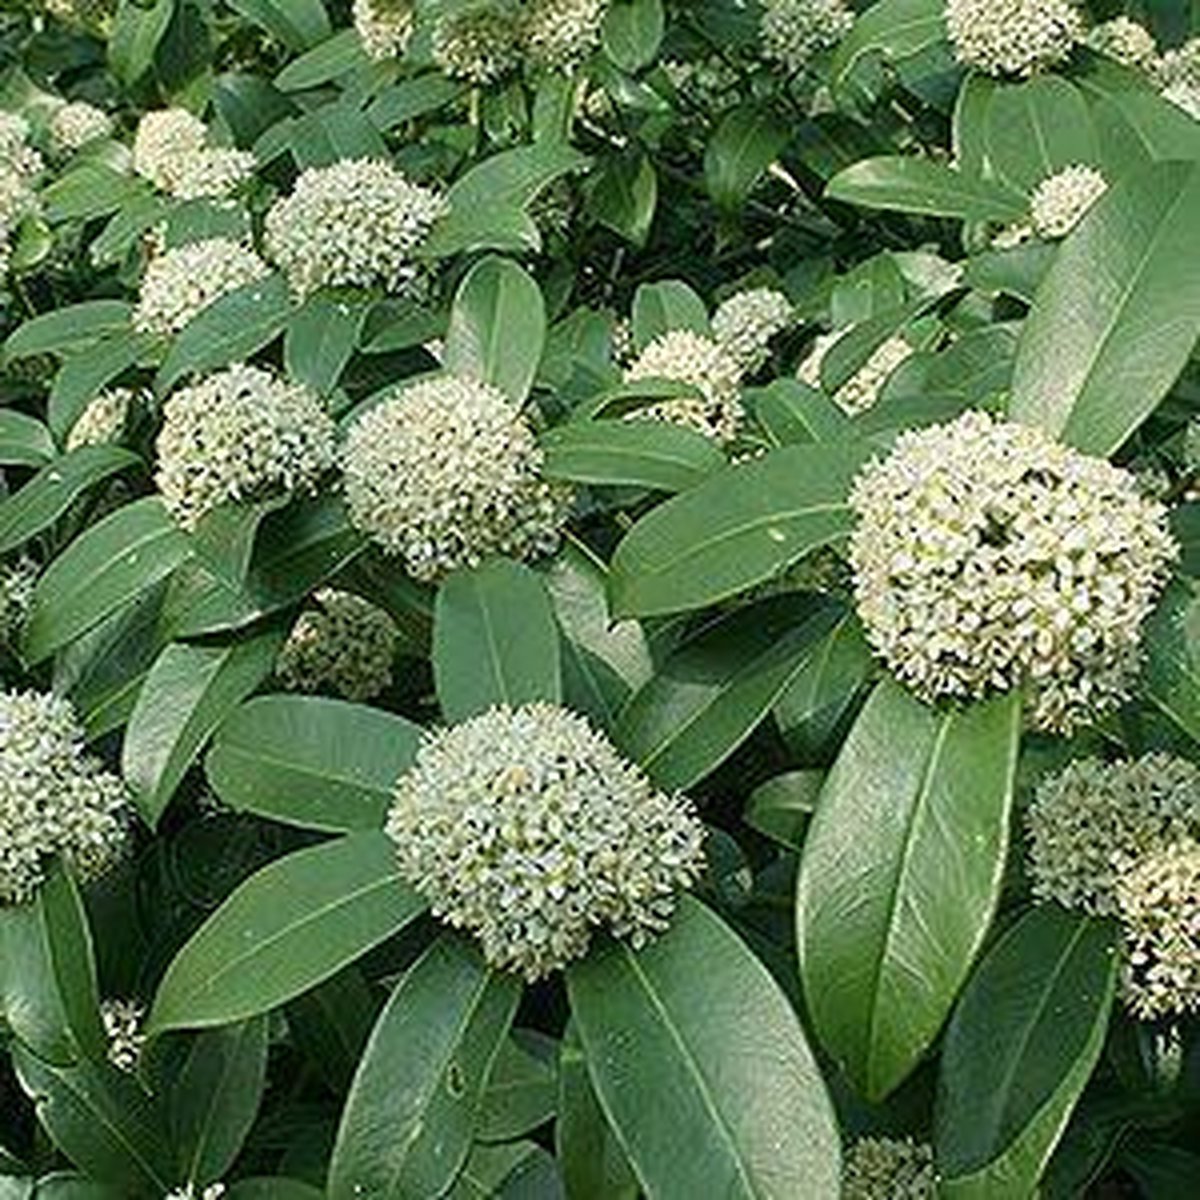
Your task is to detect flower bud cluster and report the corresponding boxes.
[132,109,255,200]
[712,287,794,374]
[100,998,146,1072]
[1030,165,1107,239]
[944,0,1082,77]
[798,331,912,415]
[48,101,113,154]
[760,0,854,74]
[66,387,135,451]
[1086,17,1157,69]
[842,1137,937,1200]
[353,0,414,60]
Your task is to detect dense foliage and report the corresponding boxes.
[1,0,1199,1196]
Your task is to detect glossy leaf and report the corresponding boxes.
[602,0,664,72]
[1010,160,1200,454]
[829,0,946,102]
[328,937,520,1200]
[478,1034,558,1143]
[984,77,1097,194]
[148,832,426,1034]
[1142,578,1200,744]
[631,280,708,349]
[745,771,823,850]
[704,107,789,214]
[2,302,133,362]
[284,291,370,397]
[0,410,56,468]
[826,157,1027,221]
[935,908,1118,1197]
[205,695,424,832]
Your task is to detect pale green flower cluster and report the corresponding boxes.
[0,558,38,644]
[264,158,447,299]
[760,0,854,74]
[1030,165,1107,239]
[276,588,397,702]
[944,0,1082,77]
[48,101,113,154]
[842,1137,937,1200]
[712,287,794,374]
[624,329,745,443]
[100,998,146,1072]
[133,237,270,336]
[521,0,609,71]
[798,331,912,415]
[1026,754,1200,916]
[1117,840,1200,1020]
[132,109,255,200]
[353,0,414,60]
[0,114,42,279]
[340,374,570,582]
[0,112,44,179]
[848,411,1177,733]
[385,703,707,980]
[0,689,131,906]
[66,387,135,451]
[1155,39,1200,121]
[155,365,336,530]
[1086,17,1157,69]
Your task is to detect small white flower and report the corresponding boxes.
[760,0,854,74]
[155,364,336,531]
[944,0,1083,77]
[842,1137,937,1200]
[0,689,132,906]
[0,113,43,179]
[48,101,113,154]
[133,109,253,199]
[264,158,446,299]
[1029,164,1107,239]
[432,4,523,83]
[164,1185,226,1200]
[798,331,912,415]
[624,329,745,443]
[386,703,707,980]
[712,287,794,374]
[133,238,269,337]
[0,558,38,644]
[353,0,414,60]
[521,0,608,70]
[66,388,135,452]
[340,374,571,582]
[100,998,146,1072]
[1087,17,1157,70]
[1155,39,1200,120]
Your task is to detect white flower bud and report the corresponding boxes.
[712,287,794,374]
[798,331,912,415]
[1087,17,1157,70]
[66,387,135,452]
[521,0,608,71]
[843,1137,937,1200]
[944,0,1082,77]
[48,101,113,153]
[432,4,522,83]
[353,0,414,60]
[1029,164,1107,239]
[760,0,854,74]
[100,998,146,1072]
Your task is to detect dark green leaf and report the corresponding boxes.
[826,157,1027,221]
[829,0,946,103]
[704,107,789,214]
[3,303,133,363]
[584,152,656,247]
[48,333,152,440]
[224,0,329,50]
[1142,578,1200,744]
[478,1035,558,1144]
[745,770,823,850]
[631,280,709,349]
[284,292,370,397]
[984,77,1096,194]
[602,0,664,72]
[108,0,175,84]
[273,29,365,91]
[0,411,56,468]
[752,379,853,446]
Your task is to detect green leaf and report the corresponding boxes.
[444,256,546,405]
[1010,161,1200,454]
[328,937,520,1200]
[609,442,870,618]
[567,897,841,1198]
[1090,91,1200,178]
[826,157,1028,221]
[540,420,724,493]
[48,332,152,440]
[12,1047,174,1194]
[24,498,190,664]
[225,1181,324,1200]
[224,0,329,51]
[829,0,946,103]
[108,0,175,85]
[602,0,664,72]
[284,292,370,397]
[434,559,562,722]
[205,696,424,832]
[0,411,56,468]
[584,151,656,247]
[935,908,1118,1197]
[155,274,292,396]
[42,167,148,225]
[616,598,844,790]
[121,628,285,828]
[170,1017,269,1185]
[0,447,139,556]
[2,302,133,363]
[752,379,853,446]
[449,1142,555,1199]
[704,107,789,214]
[478,1035,558,1143]
[631,280,709,350]
[367,75,466,130]
[273,28,366,92]
[797,680,1021,1100]
[1142,578,1200,744]
[148,832,426,1035]
[984,77,1097,194]
[745,771,823,850]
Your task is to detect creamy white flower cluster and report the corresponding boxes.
[48,101,113,154]
[848,411,1177,733]
[353,0,414,60]
[712,287,794,374]
[385,703,707,980]
[1027,755,1200,1018]
[1030,164,1107,239]
[341,374,570,582]
[41,0,115,32]
[0,114,42,278]
[133,237,270,336]
[66,387,135,452]
[660,56,742,110]
[0,689,131,906]
[0,558,37,644]
[1155,39,1200,121]
[624,329,745,443]
[0,112,44,178]
[798,331,912,415]
[1087,17,1157,69]
[155,364,336,531]
[760,0,854,74]
[164,1185,225,1200]
[132,109,255,200]
[944,0,1082,77]
[432,0,608,81]
[842,1137,937,1200]
[264,158,447,299]
[276,589,398,702]
[100,998,146,1072]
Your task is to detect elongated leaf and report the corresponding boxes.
[1010,160,1200,453]
[935,908,1118,1197]
[121,628,285,827]
[283,292,369,397]
[540,420,724,493]
[273,28,364,91]
[609,442,870,618]
[705,107,788,214]
[205,696,424,832]
[224,0,328,50]
[1142,579,1200,743]
[631,280,708,349]
[745,771,822,850]
[984,77,1097,194]
[0,447,139,555]
[148,832,426,1034]
[0,410,56,468]
[48,332,152,440]
[3,302,133,362]
[478,1035,557,1143]
[24,498,190,664]
[568,897,841,1199]
[602,0,664,72]
[752,379,852,446]
[617,597,843,789]
[444,256,546,405]
[826,157,1027,221]
[434,559,561,721]
[328,937,520,1200]
[797,680,1021,1100]
[829,0,946,101]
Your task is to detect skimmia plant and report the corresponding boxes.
[1,0,1199,1196]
